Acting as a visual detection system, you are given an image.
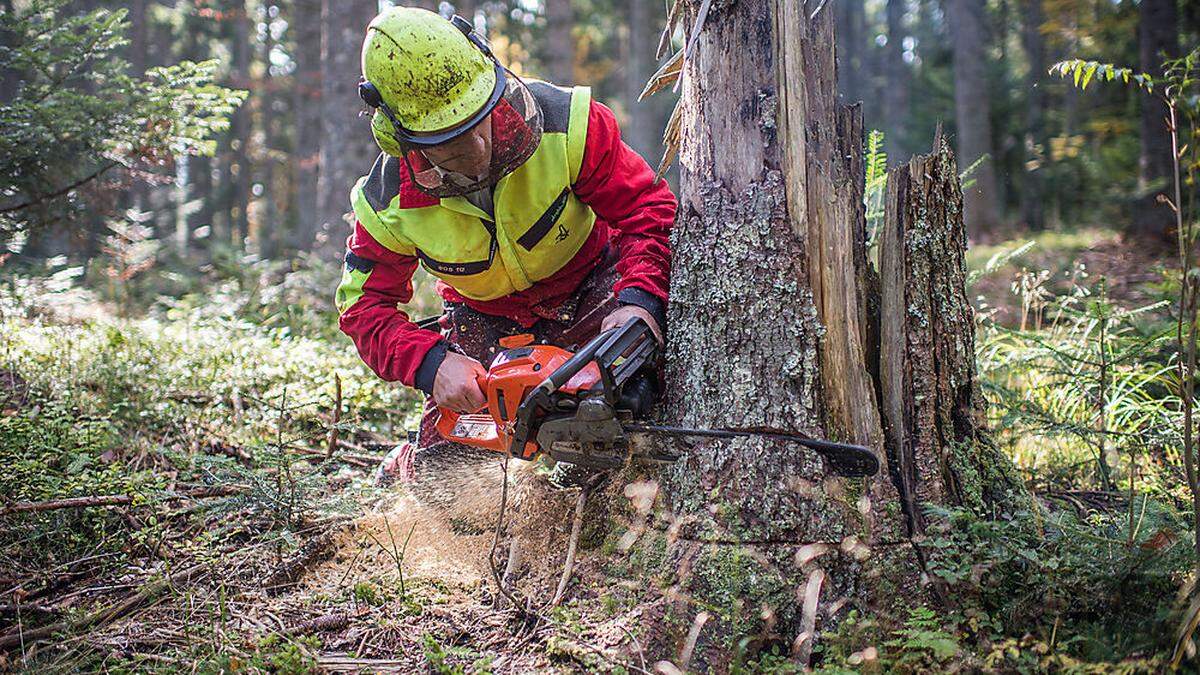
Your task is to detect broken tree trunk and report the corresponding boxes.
[589,0,1030,670]
[878,135,1032,536]
[617,0,910,668]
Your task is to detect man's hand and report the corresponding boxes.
[601,305,663,344]
[432,351,488,413]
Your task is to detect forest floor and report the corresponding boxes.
[0,270,663,673]
[0,226,1194,673]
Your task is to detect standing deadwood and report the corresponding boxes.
[878,135,1032,535]
[544,0,575,85]
[316,0,377,259]
[944,0,1002,237]
[291,0,323,252]
[584,1,1032,669]
[1135,0,1179,240]
[621,0,911,668]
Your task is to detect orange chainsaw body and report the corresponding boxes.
[435,344,603,460]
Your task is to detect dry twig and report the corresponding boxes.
[0,563,209,651]
[0,486,245,516]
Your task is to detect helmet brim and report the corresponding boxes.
[390,62,508,148]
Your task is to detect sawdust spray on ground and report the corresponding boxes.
[317,448,579,594]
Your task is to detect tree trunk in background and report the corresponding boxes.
[230,0,251,249]
[316,0,376,259]
[545,0,574,84]
[1135,0,1178,240]
[835,0,865,103]
[128,0,148,77]
[291,0,322,253]
[884,0,909,163]
[0,0,18,104]
[945,0,1001,237]
[453,0,477,21]
[1018,0,1046,230]
[179,7,213,255]
[879,135,1032,533]
[621,0,654,161]
[256,4,279,260]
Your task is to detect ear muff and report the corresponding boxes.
[369,109,406,157]
[360,78,407,157]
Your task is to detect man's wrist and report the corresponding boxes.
[616,286,667,331]
[413,340,449,395]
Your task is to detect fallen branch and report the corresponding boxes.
[0,563,209,651]
[0,486,245,516]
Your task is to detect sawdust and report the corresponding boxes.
[311,447,580,599]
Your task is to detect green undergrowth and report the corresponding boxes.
[811,504,1192,672]
[0,277,423,584]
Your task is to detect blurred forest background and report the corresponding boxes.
[4,0,1200,270]
[6,0,1200,671]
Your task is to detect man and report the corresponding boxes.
[335,7,674,484]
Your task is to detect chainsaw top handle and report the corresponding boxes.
[508,317,658,456]
[535,316,658,397]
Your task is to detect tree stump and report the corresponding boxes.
[878,135,1033,534]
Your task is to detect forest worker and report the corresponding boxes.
[334,7,675,485]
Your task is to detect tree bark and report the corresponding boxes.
[544,0,575,85]
[1018,0,1046,230]
[291,0,323,252]
[316,0,377,259]
[945,0,1002,237]
[1135,0,1178,240]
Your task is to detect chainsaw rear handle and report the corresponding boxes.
[535,316,657,397]
[434,370,490,428]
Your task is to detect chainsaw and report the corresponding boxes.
[435,317,880,477]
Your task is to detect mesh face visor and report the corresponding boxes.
[401,71,543,198]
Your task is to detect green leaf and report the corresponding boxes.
[1081,62,1098,89]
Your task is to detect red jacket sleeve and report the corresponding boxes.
[572,100,675,308]
[337,222,446,392]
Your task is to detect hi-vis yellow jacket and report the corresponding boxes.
[336,82,676,392]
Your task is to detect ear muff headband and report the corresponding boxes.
[358,15,505,149]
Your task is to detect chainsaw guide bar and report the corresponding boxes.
[436,318,881,478]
